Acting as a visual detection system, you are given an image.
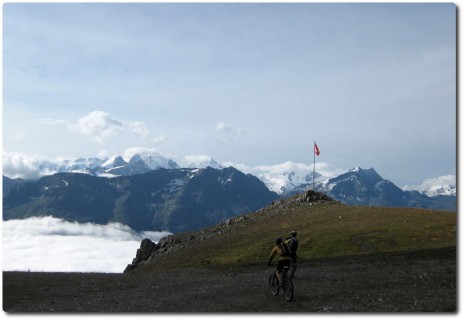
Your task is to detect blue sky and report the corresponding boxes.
[2,2,456,187]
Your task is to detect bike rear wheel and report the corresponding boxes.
[283,276,293,301]
[269,273,279,296]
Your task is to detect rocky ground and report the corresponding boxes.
[3,246,456,313]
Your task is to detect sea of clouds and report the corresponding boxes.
[2,216,171,273]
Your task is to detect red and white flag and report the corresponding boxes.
[314,142,320,156]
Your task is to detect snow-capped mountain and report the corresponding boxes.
[320,167,405,205]
[123,149,179,171]
[96,153,220,176]
[57,157,107,174]
[3,151,185,179]
[322,167,455,211]
[402,175,456,197]
[239,161,344,196]
[99,153,179,176]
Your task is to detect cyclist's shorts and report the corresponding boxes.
[277,259,290,272]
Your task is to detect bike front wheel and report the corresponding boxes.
[283,276,293,301]
[269,273,279,296]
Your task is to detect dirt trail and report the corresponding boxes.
[3,247,456,312]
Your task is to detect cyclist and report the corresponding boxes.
[267,237,291,286]
[285,231,299,278]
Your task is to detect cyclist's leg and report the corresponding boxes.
[276,260,285,284]
[281,260,291,286]
[290,253,297,277]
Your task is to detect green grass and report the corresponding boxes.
[137,202,456,271]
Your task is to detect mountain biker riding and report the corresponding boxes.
[267,237,291,286]
[285,231,299,278]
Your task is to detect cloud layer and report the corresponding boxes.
[2,216,170,273]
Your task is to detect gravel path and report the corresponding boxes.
[3,247,456,312]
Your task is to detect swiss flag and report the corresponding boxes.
[314,142,320,156]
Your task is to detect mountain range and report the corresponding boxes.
[320,167,455,211]
[3,152,456,233]
[3,151,456,197]
[3,167,279,233]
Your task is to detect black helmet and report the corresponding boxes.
[275,237,283,244]
[290,231,297,237]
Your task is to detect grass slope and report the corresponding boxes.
[136,195,456,271]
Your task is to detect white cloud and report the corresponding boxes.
[10,131,26,141]
[214,122,244,145]
[40,111,161,147]
[424,175,456,187]
[96,149,109,159]
[69,111,124,144]
[221,161,251,173]
[2,151,57,180]
[35,118,69,126]
[2,216,171,273]
[152,134,168,145]
[179,155,222,169]
[129,121,150,139]
[122,147,158,162]
[215,122,242,136]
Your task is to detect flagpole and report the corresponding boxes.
[313,140,316,190]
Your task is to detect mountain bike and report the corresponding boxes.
[269,264,293,301]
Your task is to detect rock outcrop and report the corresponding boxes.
[124,238,156,272]
[297,190,335,203]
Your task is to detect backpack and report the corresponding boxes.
[279,242,290,257]
[288,238,298,253]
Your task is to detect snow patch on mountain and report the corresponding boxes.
[218,176,232,186]
[351,166,362,173]
[166,179,185,193]
[375,180,386,191]
[101,156,126,170]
